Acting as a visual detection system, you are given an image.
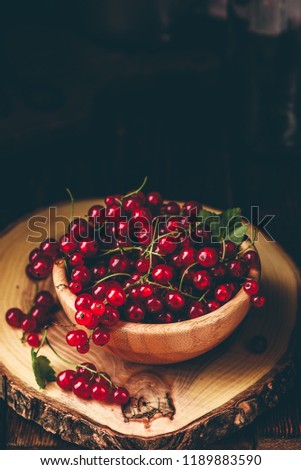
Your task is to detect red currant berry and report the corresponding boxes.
[75,308,93,326]
[225,282,237,293]
[72,377,91,399]
[69,281,83,294]
[135,257,150,274]
[165,216,187,232]
[79,239,98,257]
[77,342,90,354]
[88,204,106,227]
[193,270,213,291]
[85,314,100,329]
[155,311,175,323]
[244,250,260,269]
[66,329,88,347]
[138,284,154,299]
[31,253,53,279]
[147,191,163,210]
[152,264,174,285]
[71,266,91,285]
[145,296,163,314]
[210,263,226,278]
[124,303,145,322]
[40,238,60,259]
[228,259,247,278]
[182,201,201,216]
[179,247,197,267]
[69,252,85,266]
[222,240,237,258]
[34,290,54,310]
[75,293,93,311]
[251,294,266,308]
[131,207,152,222]
[105,194,122,206]
[243,280,259,296]
[27,333,41,348]
[5,308,24,328]
[106,204,122,222]
[92,282,109,300]
[91,383,110,401]
[59,233,78,255]
[29,248,40,264]
[91,261,108,280]
[29,306,47,323]
[90,301,106,316]
[69,218,90,240]
[215,284,233,303]
[207,300,221,312]
[113,387,130,405]
[22,317,37,332]
[106,285,126,307]
[100,306,120,326]
[57,370,77,390]
[122,195,142,212]
[194,226,212,245]
[76,362,97,380]
[26,264,38,280]
[165,291,185,311]
[158,235,177,254]
[128,286,140,300]
[160,202,180,215]
[92,327,110,346]
[109,254,130,273]
[134,222,153,246]
[188,301,207,319]
[197,247,219,268]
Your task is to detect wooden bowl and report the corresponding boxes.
[53,242,259,365]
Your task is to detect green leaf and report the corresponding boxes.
[227,223,248,246]
[31,349,56,389]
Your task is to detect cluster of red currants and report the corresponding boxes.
[5,290,55,347]
[57,362,129,404]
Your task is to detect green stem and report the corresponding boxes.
[98,246,142,258]
[221,239,226,261]
[122,176,148,200]
[179,262,198,292]
[237,227,257,256]
[147,280,199,300]
[92,272,132,288]
[66,188,74,221]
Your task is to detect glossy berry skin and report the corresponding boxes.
[100,306,120,326]
[92,327,110,346]
[76,362,97,380]
[160,202,180,215]
[193,226,211,245]
[109,254,130,273]
[34,290,54,310]
[124,304,145,322]
[146,191,163,210]
[165,292,185,311]
[77,342,90,354]
[106,204,122,222]
[29,306,47,324]
[207,300,221,312]
[131,207,152,222]
[92,262,108,280]
[128,286,140,300]
[91,383,110,401]
[92,282,109,300]
[69,252,85,266]
[182,201,200,217]
[158,235,177,255]
[75,309,93,327]
[57,370,77,391]
[79,239,98,257]
[155,311,175,323]
[152,264,174,285]
[113,387,130,405]
[69,281,83,294]
[145,296,163,314]
[40,238,60,259]
[31,253,53,279]
[122,195,142,212]
[197,247,219,268]
[29,248,40,264]
[222,240,237,259]
[26,264,38,280]
[75,293,93,311]
[251,294,266,308]
[134,222,153,246]
[72,377,91,399]
[243,280,259,296]
[71,266,91,285]
[22,317,37,333]
[66,329,88,347]
[68,218,90,240]
[193,270,213,291]
[179,247,197,267]
[88,204,106,227]
[106,285,126,307]
[59,233,78,255]
[105,194,122,206]
[188,301,207,319]
[136,257,150,274]
[215,284,233,303]
[228,259,247,278]
[90,301,106,316]
[27,333,41,348]
[244,250,260,269]
[138,284,154,299]
[172,253,183,268]
[210,263,226,278]
[5,308,24,328]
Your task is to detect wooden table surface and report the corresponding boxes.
[0,22,301,450]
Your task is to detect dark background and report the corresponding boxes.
[0,0,301,449]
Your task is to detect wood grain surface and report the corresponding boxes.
[0,200,300,449]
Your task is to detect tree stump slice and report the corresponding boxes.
[0,200,300,449]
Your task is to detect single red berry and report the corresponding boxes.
[92,282,109,300]
[193,270,213,291]
[244,250,260,269]
[27,333,41,348]
[152,264,174,285]
[100,306,120,327]
[71,266,91,285]
[92,261,108,280]
[29,248,40,264]
[31,253,53,279]
[179,247,197,267]
[124,303,145,322]
[106,285,126,307]
[122,195,142,212]
[88,204,106,227]
[147,192,163,210]
[92,327,110,346]
[85,314,100,329]
[155,311,175,323]
[251,294,266,308]
[79,238,98,257]
[75,293,93,311]
[75,308,93,327]
[243,279,259,296]
[215,284,233,303]
[94,372,111,387]
[131,207,152,222]
[59,233,78,255]
[26,263,38,280]
[135,257,150,274]
[72,377,91,399]
[221,240,237,258]
[160,202,180,215]
[171,253,183,268]
[91,383,110,401]
[113,387,130,405]
[69,252,85,266]
[109,254,130,273]
[207,300,221,312]
[5,308,24,328]
[22,317,37,332]
[197,247,219,268]
[106,204,122,222]
[165,215,188,233]
[77,342,90,354]
[228,259,247,278]
[90,301,106,316]
[29,305,47,324]
[34,290,54,310]
[182,200,201,216]
[158,235,177,254]
[66,329,88,347]
[57,370,77,390]
[76,362,97,380]
[188,301,207,319]
[194,226,212,245]
[105,194,122,206]
[69,281,83,294]
[40,238,60,259]
[138,284,154,299]
[145,296,163,314]
[68,217,90,240]
[210,263,226,278]
[165,291,185,311]
[128,286,141,300]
